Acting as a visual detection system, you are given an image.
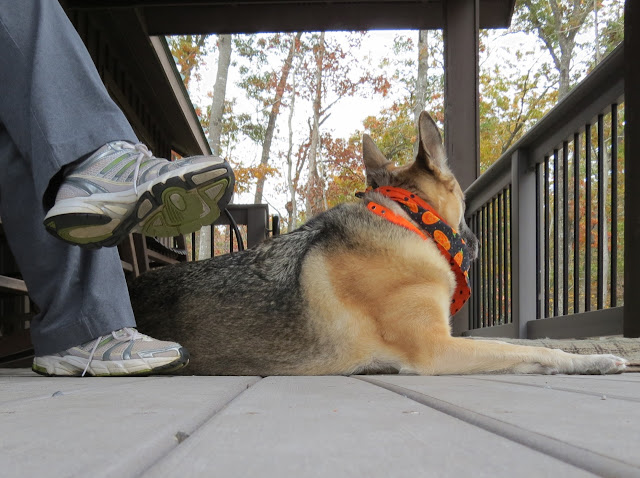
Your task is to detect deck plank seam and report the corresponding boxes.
[454,376,640,403]
[520,374,640,384]
[353,376,639,478]
[132,376,263,478]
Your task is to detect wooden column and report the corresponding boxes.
[443,0,480,190]
[624,0,640,337]
[443,0,480,336]
[511,150,537,338]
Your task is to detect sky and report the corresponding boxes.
[187,30,414,212]
[178,18,602,216]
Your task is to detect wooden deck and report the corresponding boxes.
[1,369,638,477]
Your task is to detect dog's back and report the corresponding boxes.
[130,200,414,375]
[131,111,627,377]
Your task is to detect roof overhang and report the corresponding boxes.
[65,0,517,34]
[63,5,211,156]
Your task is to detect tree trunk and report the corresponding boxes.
[208,34,232,157]
[594,0,601,64]
[413,30,429,158]
[555,30,576,101]
[286,72,298,232]
[306,32,326,217]
[520,0,594,102]
[200,34,232,260]
[254,32,302,204]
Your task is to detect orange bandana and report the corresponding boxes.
[363,186,471,316]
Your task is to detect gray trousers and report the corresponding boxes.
[0,1,138,355]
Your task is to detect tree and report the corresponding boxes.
[479,42,557,171]
[208,35,232,157]
[515,0,595,100]
[592,0,624,65]
[362,101,416,166]
[373,32,444,161]
[254,33,302,204]
[232,33,304,205]
[200,34,232,259]
[299,32,391,216]
[323,134,365,208]
[305,32,327,216]
[167,35,208,91]
[413,30,429,157]
[284,60,306,232]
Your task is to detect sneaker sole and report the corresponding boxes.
[32,347,190,377]
[43,162,235,249]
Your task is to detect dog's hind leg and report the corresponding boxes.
[407,336,627,375]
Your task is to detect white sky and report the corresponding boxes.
[188,30,412,212]
[181,19,602,215]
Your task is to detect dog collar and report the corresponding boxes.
[362,186,471,316]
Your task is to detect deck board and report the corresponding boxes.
[370,375,640,476]
[0,374,259,478]
[140,376,593,478]
[1,370,638,478]
[460,374,640,401]
[0,372,159,404]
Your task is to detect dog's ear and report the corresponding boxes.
[415,111,448,173]
[362,134,391,187]
[363,134,389,170]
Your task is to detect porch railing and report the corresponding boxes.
[464,44,624,339]
[189,204,280,260]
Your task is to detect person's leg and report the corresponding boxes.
[1,127,189,377]
[0,125,135,356]
[0,0,234,249]
[0,0,138,206]
[0,1,193,375]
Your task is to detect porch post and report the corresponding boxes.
[443,0,480,335]
[510,150,537,338]
[624,0,640,337]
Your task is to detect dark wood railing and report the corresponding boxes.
[464,44,625,339]
[190,204,280,260]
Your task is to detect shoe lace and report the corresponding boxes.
[122,143,154,195]
[81,327,144,377]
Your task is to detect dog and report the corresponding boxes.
[129,112,627,376]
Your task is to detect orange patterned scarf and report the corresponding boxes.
[363,186,471,316]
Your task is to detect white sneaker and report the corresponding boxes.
[32,327,189,377]
[44,141,234,248]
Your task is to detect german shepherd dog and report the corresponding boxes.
[130,112,627,376]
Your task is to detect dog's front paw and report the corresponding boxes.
[571,354,628,375]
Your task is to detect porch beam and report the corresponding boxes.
[624,0,640,337]
[443,0,480,336]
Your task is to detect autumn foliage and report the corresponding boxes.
[168,0,624,266]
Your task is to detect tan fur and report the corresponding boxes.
[299,112,627,376]
[131,111,627,376]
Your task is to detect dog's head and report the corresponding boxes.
[363,111,478,260]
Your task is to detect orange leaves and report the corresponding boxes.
[321,134,366,208]
[230,161,279,195]
[167,35,209,91]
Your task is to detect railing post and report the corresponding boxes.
[443,0,478,337]
[511,149,537,338]
[624,0,640,337]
